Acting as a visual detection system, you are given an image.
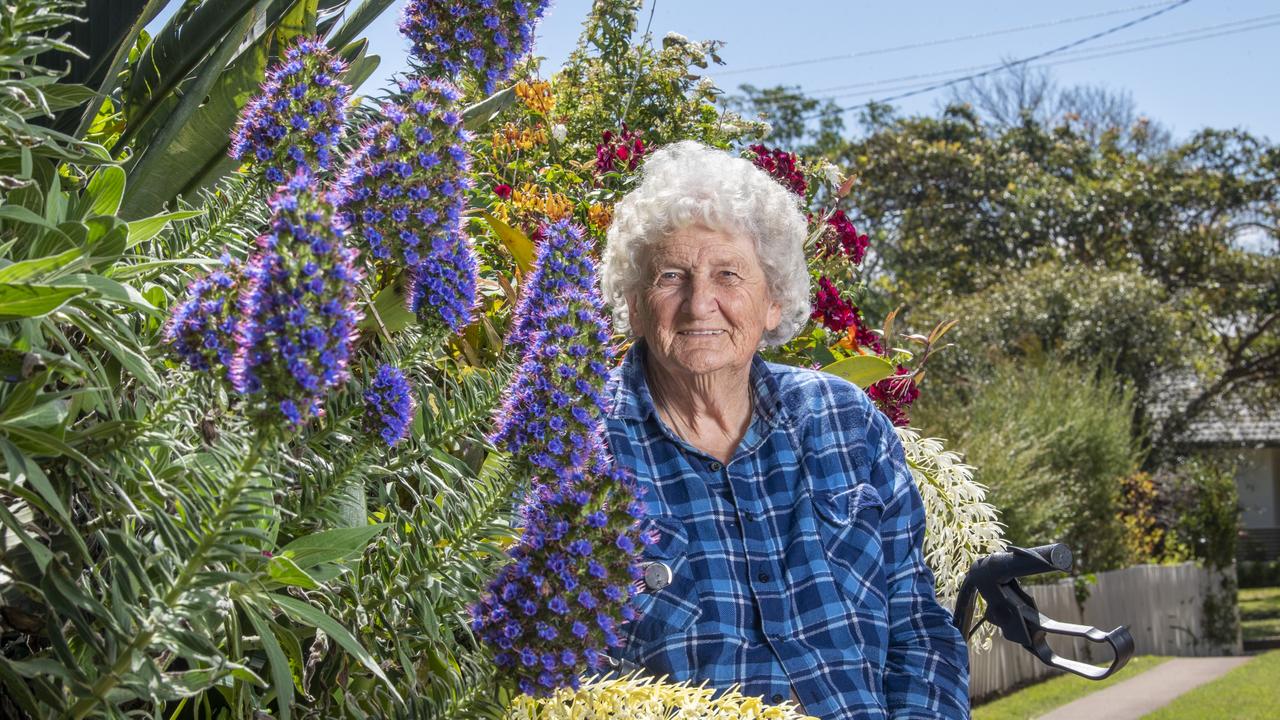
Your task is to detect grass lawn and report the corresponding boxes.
[1141,650,1280,719]
[1239,586,1280,642]
[971,655,1171,720]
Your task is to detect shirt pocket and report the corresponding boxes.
[627,515,703,644]
[810,484,889,610]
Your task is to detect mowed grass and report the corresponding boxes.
[1239,586,1280,642]
[1142,650,1279,719]
[971,655,1171,720]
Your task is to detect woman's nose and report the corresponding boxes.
[684,275,718,317]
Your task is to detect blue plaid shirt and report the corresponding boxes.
[604,342,969,719]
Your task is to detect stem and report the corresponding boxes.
[68,434,268,720]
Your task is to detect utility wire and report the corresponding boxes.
[812,18,1280,105]
[798,0,1193,120]
[717,1,1183,77]
[799,12,1280,99]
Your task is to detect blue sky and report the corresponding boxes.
[356,0,1279,142]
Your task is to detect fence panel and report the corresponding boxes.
[969,562,1240,701]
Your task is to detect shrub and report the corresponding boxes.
[913,355,1140,572]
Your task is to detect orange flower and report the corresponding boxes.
[515,79,555,115]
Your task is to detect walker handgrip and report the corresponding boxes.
[1034,617,1135,680]
[953,543,1135,681]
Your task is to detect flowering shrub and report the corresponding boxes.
[340,77,477,332]
[896,427,1006,649]
[506,671,816,719]
[229,171,363,429]
[364,363,415,447]
[867,366,921,428]
[398,0,550,93]
[163,255,241,380]
[230,37,351,183]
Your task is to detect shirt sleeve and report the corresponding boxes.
[868,408,971,719]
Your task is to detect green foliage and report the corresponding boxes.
[913,355,1140,572]
[915,261,1186,412]
[1239,561,1280,588]
[1239,587,1280,643]
[1148,455,1241,569]
[836,105,1279,454]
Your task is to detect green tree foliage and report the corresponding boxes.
[913,356,1140,573]
[837,105,1279,453]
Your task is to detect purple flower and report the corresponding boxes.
[505,220,598,358]
[229,170,363,429]
[398,0,550,94]
[231,37,351,182]
[364,364,415,447]
[164,255,242,380]
[339,79,477,334]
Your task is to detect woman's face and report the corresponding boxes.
[627,224,781,382]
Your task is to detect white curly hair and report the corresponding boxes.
[600,140,811,347]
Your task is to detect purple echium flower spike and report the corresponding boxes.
[490,286,614,478]
[398,0,550,94]
[163,255,242,381]
[506,219,598,359]
[364,363,415,447]
[339,78,477,334]
[230,37,352,184]
[230,170,363,429]
[471,457,648,697]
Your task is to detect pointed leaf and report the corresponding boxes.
[822,354,896,389]
[0,285,84,321]
[125,210,204,247]
[267,555,321,590]
[281,524,386,569]
[244,606,294,720]
[270,594,402,704]
[86,165,126,217]
[478,211,534,275]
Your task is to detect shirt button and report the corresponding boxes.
[771,693,785,703]
[757,572,770,583]
[708,461,722,471]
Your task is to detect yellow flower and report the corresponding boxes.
[516,79,556,115]
[508,673,817,720]
[588,203,614,231]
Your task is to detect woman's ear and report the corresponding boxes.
[625,292,644,339]
[765,299,782,333]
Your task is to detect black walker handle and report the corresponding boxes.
[954,543,1135,680]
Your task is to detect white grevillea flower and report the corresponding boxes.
[821,162,843,188]
[551,123,567,143]
[896,426,1007,651]
[511,671,816,719]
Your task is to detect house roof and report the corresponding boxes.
[1147,371,1280,447]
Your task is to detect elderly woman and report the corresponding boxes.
[599,141,969,719]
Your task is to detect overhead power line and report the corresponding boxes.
[717,1,1184,77]
[800,12,1280,99]
[796,18,1280,110]
[797,0,1194,120]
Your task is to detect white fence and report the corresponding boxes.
[970,562,1242,701]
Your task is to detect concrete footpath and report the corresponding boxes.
[1037,656,1253,720]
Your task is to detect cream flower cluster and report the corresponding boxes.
[896,427,1007,650]
[509,672,817,720]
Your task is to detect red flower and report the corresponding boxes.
[867,365,920,427]
[749,143,807,196]
[821,210,869,266]
[810,277,884,355]
[595,125,646,175]
[494,183,513,199]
